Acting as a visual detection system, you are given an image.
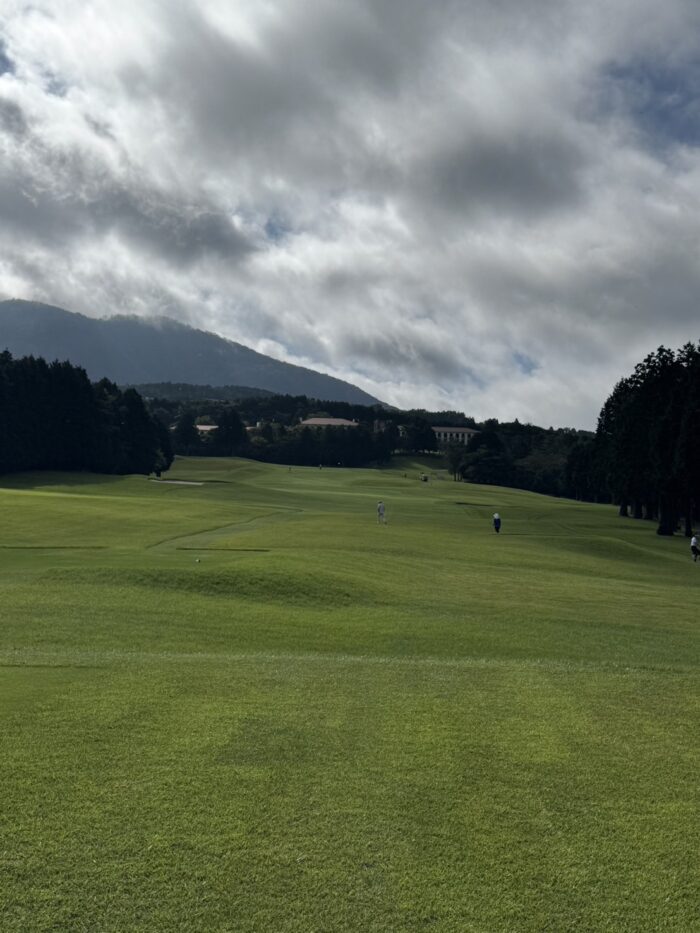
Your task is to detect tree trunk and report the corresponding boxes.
[633,500,643,519]
[618,502,629,517]
[656,497,676,536]
[685,511,693,537]
[644,501,657,521]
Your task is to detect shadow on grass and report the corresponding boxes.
[0,471,145,490]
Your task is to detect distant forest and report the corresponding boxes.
[146,391,590,489]
[444,420,593,499]
[442,343,700,536]
[152,395,434,467]
[144,344,700,536]
[4,344,700,537]
[0,352,172,475]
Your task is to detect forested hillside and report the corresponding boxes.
[0,300,380,404]
[128,383,274,401]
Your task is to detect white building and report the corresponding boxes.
[432,426,479,446]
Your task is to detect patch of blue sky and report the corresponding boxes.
[513,352,537,375]
[44,74,69,97]
[602,58,700,149]
[264,214,292,243]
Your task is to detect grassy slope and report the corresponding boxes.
[0,458,697,932]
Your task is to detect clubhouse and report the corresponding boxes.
[299,418,359,428]
[432,426,479,446]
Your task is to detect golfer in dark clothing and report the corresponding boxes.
[493,512,501,533]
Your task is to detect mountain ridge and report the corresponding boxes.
[0,300,381,405]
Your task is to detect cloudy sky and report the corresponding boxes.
[1,0,700,427]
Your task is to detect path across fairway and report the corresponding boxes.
[148,506,305,551]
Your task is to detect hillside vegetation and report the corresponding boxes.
[0,458,697,931]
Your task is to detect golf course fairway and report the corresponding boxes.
[0,457,697,931]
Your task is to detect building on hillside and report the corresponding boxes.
[432,426,479,446]
[298,417,359,428]
[196,424,217,434]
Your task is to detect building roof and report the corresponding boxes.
[299,417,359,427]
[432,425,478,432]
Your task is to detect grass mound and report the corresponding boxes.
[44,565,382,607]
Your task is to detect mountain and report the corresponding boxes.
[0,300,381,405]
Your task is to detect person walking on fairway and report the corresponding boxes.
[493,512,501,534]
[691,534,699,561]
[377,500,387,524]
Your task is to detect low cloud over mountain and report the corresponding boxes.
[0,301,380,405]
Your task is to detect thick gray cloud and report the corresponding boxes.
[0,96,24,134]
[0,39,13,76]
[2,0,700,427]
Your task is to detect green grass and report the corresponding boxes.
[0,457,697,931]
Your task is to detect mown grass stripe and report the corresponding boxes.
[0,647,695,675]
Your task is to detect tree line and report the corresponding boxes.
[153,393,592,484]
[162,393,387,428]
[445,343,700,537]
[5,344,698,539]
[592,344,700,535]
[445,420,594,498]
[0,352,172,475]
[159,400,438,467]
[129,382,275,402]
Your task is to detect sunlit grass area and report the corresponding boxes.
[0,457,697,931]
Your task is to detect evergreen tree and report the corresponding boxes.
[211,407,245,456]
[172,409,201,455]
[403,418,438,453]
[459,432,514,487]
[0,355,167,476]
[594,344,700,536]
